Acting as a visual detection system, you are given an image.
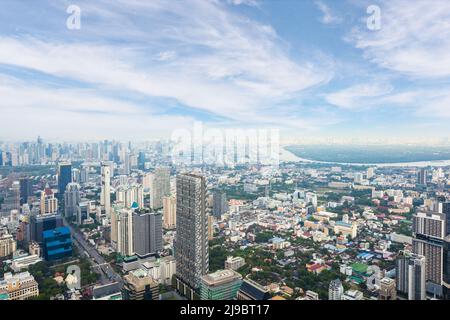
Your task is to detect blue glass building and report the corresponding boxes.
[43,227,72,261]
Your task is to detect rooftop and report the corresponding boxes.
[201,269,242,286]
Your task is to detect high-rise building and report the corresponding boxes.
[72,168,81,184]
[101,162,111,216]
[30,213,63,244]
[200,269,242,300]
[122,270,159,300]
[150,167,170,210]
[138,151,146,170]
[0,233,17,258]
[110,204,121,248]
[441,202,450,236]
[379,278,397,300]
[122,152,131,175]
[64,183,81,218]
[42,227,72,261]
[396,251,426,300]
[116,207,134,257]
[57,162,72,199]
[19,177,32,205]
[11,181,21,211]
[213,191,228,218]
[208,215,214,240]
[0,181,20,213]
[328,278,344,300]
[441,202,450,299]
[40,188,58,215]
[174,173,209,299]
[443,236,450,299]
[412,211,445,296]
[132,210,162,258]
[163,195,176,229]
[366,167,375,179]
[417,168,428,186]
[305,192,318,209]
[115,184,144,209]
[80,166,89,183]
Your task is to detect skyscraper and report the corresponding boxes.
[19,177,32,205]
[40,188,58,215]
[396,250,426,300]
[132,210,162,258]
[138,151,146,170]
[10,181,20,211]
[213,191,228,218]
[441,202,450,299]
[29,213,63,244]
[115,184,144,209]
[174,173,209,299]
[412,211,445,296]
[101,162,111,216]
[64,183,81,218]
[150,167,170,210]
[57,162,72,198]
[110,204,121,248]
[122,152,131,175]
[163,195,176,229]
[116,207,134,257]
[208,215,214,240]
[0,182,20,214]
[443,236,450,300]
[442,202,450,236]
[417,168,428,186]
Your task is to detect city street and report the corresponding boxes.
[63,219,123,288]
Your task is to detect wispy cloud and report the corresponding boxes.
[226,0,259,7]
[348,0,450,78]
[325,82,392,110]
[315,1,343,25]
[1,0,448,141]
[0,0,333,138]
[0,74,195,140]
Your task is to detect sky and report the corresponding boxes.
[0,0,450,144]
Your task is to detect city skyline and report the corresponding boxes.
[2,0,450,306]
[1,0,450,142]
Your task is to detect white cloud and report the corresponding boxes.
[326,80,450,120]
[315,1,342,25]
[326,82,392,109]
[0,75,195,141]
[0,0,333,132]
[156,51,177,61]
[226,0,259,7]
[348,0,450,78]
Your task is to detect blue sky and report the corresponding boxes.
[0,0,450,143]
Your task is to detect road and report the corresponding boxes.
[63,219,123,288]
